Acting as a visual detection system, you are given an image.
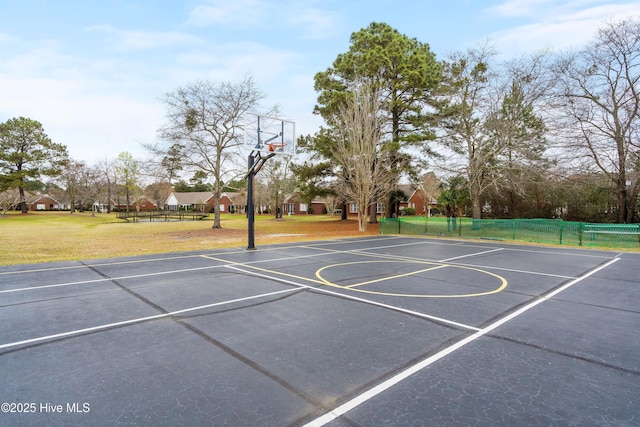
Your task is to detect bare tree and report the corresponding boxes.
[157,76,266,228]
[433,44,553,219]
[82,164,105,216]
[486,51,553,217]
[0,188,19,216]
[552,18,640,223]
[260,156,294,218]
[96,157,115,213]
[114,152,140,214]
[432,43,500,219]
[59,159,86,214]
[335,83,394,232]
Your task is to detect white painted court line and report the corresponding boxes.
[0,236,407,276]
[0,256,479,351]
[0,263,232,294]
[350,249,576,280]
[0,250,341,294]
[225,265,480,332]
[0,288,299,350]
[0,254,211,276]
[303,257,621,427]
[438,248,504,262]
[0,248,365,295]
[349,248,580,279]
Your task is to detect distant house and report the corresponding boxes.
[26,194,63,211]
[347,201,385,216]
[407,187,438,216]
[220,192,246,214]
[282,194,330,215]
[340,184,439,218]
[165,191,246,213]
[165,191,214,212]
[131,196,158,211]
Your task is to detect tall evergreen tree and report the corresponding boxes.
[311,22,441,221]
[0,117,68,213]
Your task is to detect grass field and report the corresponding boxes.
[0,212,378,266]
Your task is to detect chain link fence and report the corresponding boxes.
[380,217,640,248]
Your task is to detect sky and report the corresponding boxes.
[1,0,639,163]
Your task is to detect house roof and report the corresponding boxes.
[25,193,60,204]
[221,191,245,202]
[170,191,214,204]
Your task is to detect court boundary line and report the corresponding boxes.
[302,256,621,427]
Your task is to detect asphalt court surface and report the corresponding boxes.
[1,235,638,426]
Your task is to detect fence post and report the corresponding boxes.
[512,220,516,240]
[579,222,584,246]
[559,219,564,244]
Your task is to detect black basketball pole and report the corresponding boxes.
[247,153,256,250]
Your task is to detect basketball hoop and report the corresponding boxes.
[244,112,295,157]
[244,112,296,251]
[268,142,286,152]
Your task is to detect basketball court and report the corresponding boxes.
[1,235,638,426]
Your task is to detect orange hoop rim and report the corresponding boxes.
[268,142,287,152]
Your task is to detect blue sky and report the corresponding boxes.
[1,0,638,163]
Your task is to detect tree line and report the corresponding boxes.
[300,19,640,229]
[1,18,638,228]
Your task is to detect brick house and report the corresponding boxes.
[220,192,246,214]
[131,196,158,211]
[407,187,439,216]
[282,193,330,215]
[26,194,63,211]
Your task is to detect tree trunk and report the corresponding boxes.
[213,188,221,228]
[368,202,377,223]
[18,186,27,214]
[471,189,482,219]
[358,211,367,232]
[618,178,627,223]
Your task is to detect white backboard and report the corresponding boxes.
[244,112,295,157]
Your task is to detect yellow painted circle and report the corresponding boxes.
[315,260,507,298]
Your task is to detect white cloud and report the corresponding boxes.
[484,1,640,55]
[184,0,341,39]
[185,0,272,28]
[173,41,302,84]
[487,0,562,18]
[0,32,17,43]
[0,74,163,161]
[88,25,201,51]
[286,6,343,40]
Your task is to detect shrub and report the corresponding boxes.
[402,207,416,216]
